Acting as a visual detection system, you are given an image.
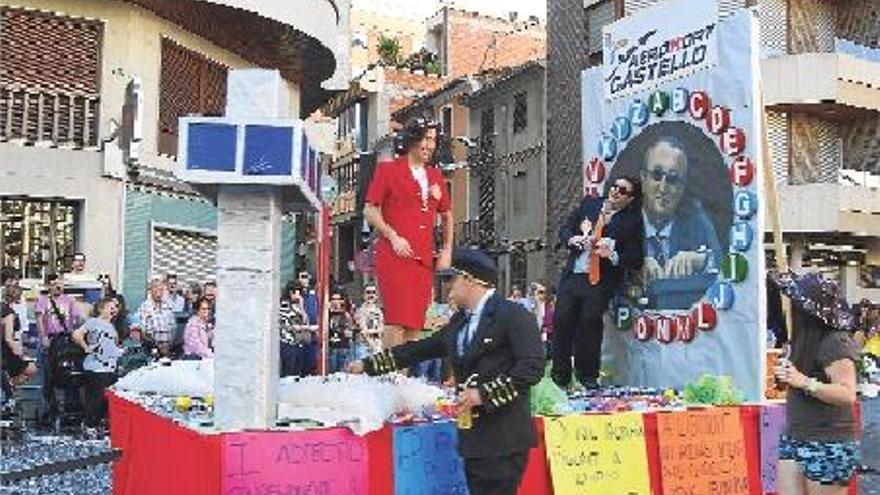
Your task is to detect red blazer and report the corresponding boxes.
[365,156,451,268]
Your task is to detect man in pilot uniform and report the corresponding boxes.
[348,247,545,495]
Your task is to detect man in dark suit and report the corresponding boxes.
[348,247,545,495]
[553,176,645,389]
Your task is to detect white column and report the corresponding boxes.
[214,186,282,430]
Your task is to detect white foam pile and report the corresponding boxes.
[113,359,214,398]
[111,362,444,435]
[276,374,444,435]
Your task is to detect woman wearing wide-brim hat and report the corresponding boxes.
[772,270,861,494]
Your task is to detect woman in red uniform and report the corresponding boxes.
[364,116,454,349]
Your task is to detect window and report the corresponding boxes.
[512,171,528,216]
[0,197,79,279]
[586,0,615,55]
[357,100,369,152]
[480,107,495,138]
[513,92,528,134]
[336,224,355,284]
[158,38,228,156]
[441,106,453,136]
[0,8,102,146]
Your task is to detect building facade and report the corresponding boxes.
[427,7,546,78]
[0,0,345,307]
[323,65,444,295]
[464,61,548,293]
[547,0,880,301]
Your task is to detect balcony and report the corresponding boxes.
[762,47,880,115]
[0,84,99,149]
[328,151,376,220]
[774,183,880,236]
[123,0,345,115]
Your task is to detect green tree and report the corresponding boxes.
[377,35,402,67]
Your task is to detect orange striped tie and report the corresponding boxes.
[589,213,605,285]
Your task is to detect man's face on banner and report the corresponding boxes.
[642,140,687,225]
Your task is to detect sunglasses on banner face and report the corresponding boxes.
[647,167,683,186]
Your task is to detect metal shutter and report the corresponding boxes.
[718,0,748,18]
[790,114,839,184]
[0,7,102,92]
[151,226,217,287]
[626,0,746,17]
[765,110,790,183]
[759,0,788,57]
[840,117,880,175]
[0,8,101,147]
[836,0,880,49]
[158,38,228,155]
[788,0,836,54]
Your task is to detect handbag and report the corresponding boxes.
[47,297,85,386]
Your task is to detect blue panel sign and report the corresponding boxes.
[393,422,468,495]
[186,123,237,171]
[243,125,293,176]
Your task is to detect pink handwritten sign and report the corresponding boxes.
[222,428,368,495]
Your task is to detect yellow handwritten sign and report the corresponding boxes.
[544,413,651,495]
[657,408,749,495]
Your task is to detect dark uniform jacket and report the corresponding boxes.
[559,196,645,287]
[364,293,545,458]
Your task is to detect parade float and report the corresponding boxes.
[106,2,869,494]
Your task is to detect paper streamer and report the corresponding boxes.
[544,413,651,495]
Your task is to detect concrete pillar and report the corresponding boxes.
[790,235,806,271]
[214,186,282,430]
[839,263,860,305]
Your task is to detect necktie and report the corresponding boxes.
[649,235,667,267]
[589,213,606,285]
[458,312,473,358]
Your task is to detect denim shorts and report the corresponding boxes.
[779,435,860,485]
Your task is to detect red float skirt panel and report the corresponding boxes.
[374,241,433,330]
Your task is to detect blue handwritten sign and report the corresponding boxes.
[393,422,468,495]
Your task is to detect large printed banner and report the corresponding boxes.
[582,1,766,400]
[602,0,718,98]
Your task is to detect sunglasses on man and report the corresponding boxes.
[609,182,633,196]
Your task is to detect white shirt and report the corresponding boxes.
[459,288,496,356]
[410,166,429,202]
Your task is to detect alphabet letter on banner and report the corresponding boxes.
[688,91,710,120]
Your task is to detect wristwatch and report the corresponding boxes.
[807,378,820,395]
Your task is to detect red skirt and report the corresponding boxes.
[374,243,432,330]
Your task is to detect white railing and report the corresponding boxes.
[0,83,100,148]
